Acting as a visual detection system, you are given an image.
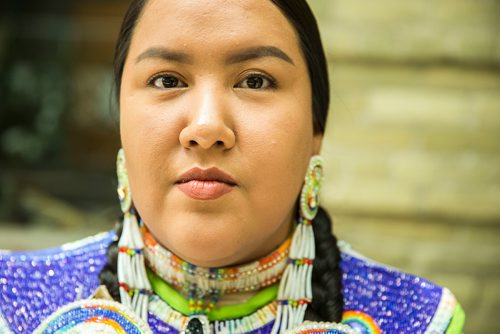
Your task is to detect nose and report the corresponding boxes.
[179,87,236,151]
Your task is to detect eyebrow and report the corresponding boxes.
[226,46,295,65]
[135,45,294,66]
[136,47,193,64]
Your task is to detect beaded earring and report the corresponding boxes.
[271,155,324,334]
[116,148,152,321]
[300,155,323,221]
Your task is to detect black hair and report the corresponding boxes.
[101,0,343,323]
[306,207,344,321]
[270,1,330,134]
[113,0,146,105]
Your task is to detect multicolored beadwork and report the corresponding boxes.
[116,149,153,321]
[119,247,143,257]
[299,156,323,221]
[117,212,151,321]
[118,282,151,297]
[341,311,381,334]
[33,299,152,334]
[269,156,324,334]
[143,227,290,316]
[0,230,463,334]
[284,322,357,334]
[273,198,318,332]
[144,228,289,285]
[148,294,278,334]
[116,149,132,213]
[0,232,114,333]
[338,241,459,333]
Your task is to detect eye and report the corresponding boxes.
[236,74,276,90]
[148,74,187,89]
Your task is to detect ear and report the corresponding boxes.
[312,133,323,155]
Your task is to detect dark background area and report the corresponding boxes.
[0,1,127,233]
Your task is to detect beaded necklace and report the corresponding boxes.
[142,227,290,316]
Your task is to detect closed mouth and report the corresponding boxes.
[175,167,236,201]
[176,167,237,186]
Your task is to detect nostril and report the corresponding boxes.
[216,140,224,147]
[189,140,198,146]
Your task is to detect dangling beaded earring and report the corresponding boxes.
[271,155,324,334]
[116,148,152,321]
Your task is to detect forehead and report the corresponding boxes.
[130,0,301,57]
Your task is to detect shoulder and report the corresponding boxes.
[0,231,115,334]
[339,241,465,334]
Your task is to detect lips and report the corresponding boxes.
[175,167,236,200]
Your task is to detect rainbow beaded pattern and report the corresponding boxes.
[341,311,381,334]
[284,322,357,334]
[33,299,152,334]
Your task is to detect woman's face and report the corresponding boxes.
[120,0,322,267]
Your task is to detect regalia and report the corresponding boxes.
[0,231,464,333]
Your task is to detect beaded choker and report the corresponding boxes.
[142,227,290,315]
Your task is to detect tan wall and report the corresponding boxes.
[308,0,500,332]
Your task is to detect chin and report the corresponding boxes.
[156,216,250,268]
[172,237,246,268]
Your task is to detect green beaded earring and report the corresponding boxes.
[116,148,151,321]
[117,148,132,214]
[271,155,324,334]
[299,155,324,221]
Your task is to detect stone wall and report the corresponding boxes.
[308,0,500,332]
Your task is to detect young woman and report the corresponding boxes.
[0,1,464,333]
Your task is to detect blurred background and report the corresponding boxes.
[0,0,499,332]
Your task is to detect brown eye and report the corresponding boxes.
[237,74,275,89]
[150,75,186,89]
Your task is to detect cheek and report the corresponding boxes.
[119,96,181,214]
[240,103,314,216]
[119,69,185,153]
[121,98,178,147]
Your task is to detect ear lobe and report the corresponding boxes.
[312,133,323,155]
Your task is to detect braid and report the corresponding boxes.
[98,218,123,302]
[305,206,344,322]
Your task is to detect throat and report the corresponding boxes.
[142,228,290,316]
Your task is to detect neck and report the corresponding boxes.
[142,227,291,313]
[159,211,295,269]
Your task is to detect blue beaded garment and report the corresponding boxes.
[0,232,464,333]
